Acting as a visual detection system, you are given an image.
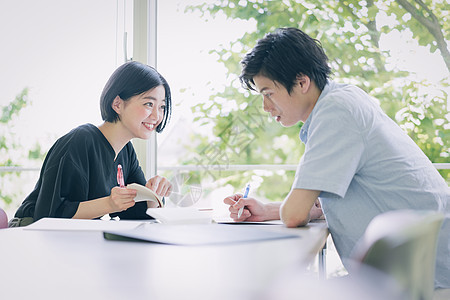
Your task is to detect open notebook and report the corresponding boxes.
[127,183,163,207]
[104,223,299,245]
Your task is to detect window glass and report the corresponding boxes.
[0,0,128,218]
[155,0,449,216]
[156,0,259,215]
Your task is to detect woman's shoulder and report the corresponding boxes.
[60,124,103,145]
[66,123,98,137]
[41,124,114,173]
[49,124,106,156]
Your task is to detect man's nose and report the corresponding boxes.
[263,96,271,112]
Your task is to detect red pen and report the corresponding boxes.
[117,164,125,188]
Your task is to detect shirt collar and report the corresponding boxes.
[299,81,332,144]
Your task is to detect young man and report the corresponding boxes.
[223,27,449,288]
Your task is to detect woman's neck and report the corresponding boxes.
[97,122,130,160]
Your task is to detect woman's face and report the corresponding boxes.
[117,85,166,140]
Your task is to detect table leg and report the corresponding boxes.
[318,240,327,280]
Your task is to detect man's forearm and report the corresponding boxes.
[264,202,283,220]
[280,189,320,227]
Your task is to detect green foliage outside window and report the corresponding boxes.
[1,1,448,207]
[1,89,45,205]
[181,0,449,201]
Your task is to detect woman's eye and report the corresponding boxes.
[160,105,166,110]
[145,102,153,108]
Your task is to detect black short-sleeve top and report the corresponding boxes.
[15,123,151,221]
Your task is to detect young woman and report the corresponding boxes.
[10,61,173,226]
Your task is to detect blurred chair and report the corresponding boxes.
[433,288,450,300]
[351,209,444,300]
[261,263,409,300]
[0,207,8,229]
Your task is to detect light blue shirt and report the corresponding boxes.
[293,81,450,288]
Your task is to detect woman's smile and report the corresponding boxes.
[142,122,156,131]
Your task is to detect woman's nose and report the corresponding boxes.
[149,107,160,120]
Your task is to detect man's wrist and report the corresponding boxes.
[264,202,282,221]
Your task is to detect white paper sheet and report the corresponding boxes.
[146,207,213,224]
[23,217,152,231]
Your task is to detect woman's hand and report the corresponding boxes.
[146,175,173,197]
[108,186,136,213]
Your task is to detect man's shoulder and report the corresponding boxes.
[315,82,381,120]
[321,82,371,105]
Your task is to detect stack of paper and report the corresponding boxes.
[146,207,212,224]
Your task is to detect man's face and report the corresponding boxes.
[253,74,314,126]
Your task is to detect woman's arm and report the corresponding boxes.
[72,186,137,219]
[145,175,173,198]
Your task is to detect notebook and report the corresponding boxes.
[127,183,164,207]
[146,207,212,224]
[103,223,299,245]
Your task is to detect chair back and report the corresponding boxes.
[0,207,8,229]
[351,210,444,300]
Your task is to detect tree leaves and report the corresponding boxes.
[183,0,449,199]
[1,89,45,206]
[0,88,29,123]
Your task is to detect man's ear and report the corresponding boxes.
[111,96,122,114]
[296,74,311,93]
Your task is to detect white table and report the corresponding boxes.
[0,220,328,300]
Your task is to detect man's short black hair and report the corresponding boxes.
[240,27,332,94]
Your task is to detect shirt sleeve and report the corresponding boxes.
[292,99,365,198]
[33,154,88,220]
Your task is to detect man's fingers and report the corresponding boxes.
[223,194,243,205]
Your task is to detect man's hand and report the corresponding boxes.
[309,199,324,220]
[223,194,281,222]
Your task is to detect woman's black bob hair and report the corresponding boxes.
[100,61,172,133]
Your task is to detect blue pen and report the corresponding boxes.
[237,183,250,219]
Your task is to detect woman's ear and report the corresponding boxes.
[111,96,122,114]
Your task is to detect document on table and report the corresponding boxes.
[24,218,154,231]
[103,223,299,245]
[146,207,213,224]
[213,217,284,225]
